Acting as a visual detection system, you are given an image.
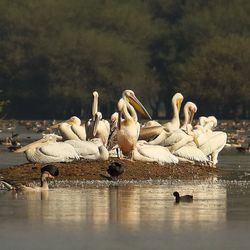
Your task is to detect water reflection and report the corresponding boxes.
[1,183,227,230]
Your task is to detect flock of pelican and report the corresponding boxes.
[15,90,227,167]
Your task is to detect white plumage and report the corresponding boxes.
[65,139,109,160]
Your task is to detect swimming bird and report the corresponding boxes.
[0,165,59,192]
[107,162,124,178]
[173,191,193,203]
[14,134,80,163]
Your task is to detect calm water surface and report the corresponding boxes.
[0,127,250,249]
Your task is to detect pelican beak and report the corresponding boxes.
[50,119,74,128]
[189,111,194,124]
[118,111,122,130]
[92,113,100,136]
[126,93,151,119]
[176,99,182,113]
[50,122,61,129]
[193,134,199,147]
[139,125,163,140]
[14,138,46,153]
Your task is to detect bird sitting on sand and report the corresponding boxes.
[173,191,193,203]
[0,165,59,192]
[107,162,124,179]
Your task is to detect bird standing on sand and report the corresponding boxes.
[173,191,193,203]
[107,162,124,179]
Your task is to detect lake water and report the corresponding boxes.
[0,127,250,250]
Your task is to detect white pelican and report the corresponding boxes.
[107,112,119,151]
[0,165,59,192]
[193,116,227,166]
[149,101,195,146]
[116,89,151,156]
[133,142,179,164]
[52,116,86,141]
[163,92,184,132]
[15,134,80,163]
[108,90,151,155]
[147,93,184,145]
[65,139,109,160]
[117,95,178,164]
[86,91,110,146]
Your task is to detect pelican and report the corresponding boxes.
[65,139,109,160]
[133,142,179,164]
[86,91,110,146]
[108,90,151,155]
[163,92,184,132]
[107,112,119,150]
[193,116,227,166]
[117,95,178,164]
[147,93,184,145]
[158,102,209,163]
[149,101,195,146]
[15,134,80,163]
[52,116,86,141]
[0,165,59,192]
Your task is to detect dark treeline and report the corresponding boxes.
[0,0,249,120]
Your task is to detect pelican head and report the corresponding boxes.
[93,91,99,98]
[207,116,217,128]
[92,112,102,136]
[51,116,81,129]
[117,98,125,130]
[14,134,59,153]
[122,90,151,119]
[185,102,197,124]
[172,93,184,113]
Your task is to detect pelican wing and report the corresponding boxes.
[38,142,79,161]
[65,140,99,157]
[173,145,208,162]
[199,132,227,156]
[59,123,81,141]
[136,144,179,164]
[71,124,86,140]
[163,129,188,146]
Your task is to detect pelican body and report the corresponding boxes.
[15,134,80,163]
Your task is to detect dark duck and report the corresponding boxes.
[173,191,193,203]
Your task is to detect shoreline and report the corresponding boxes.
[0,158,220,185]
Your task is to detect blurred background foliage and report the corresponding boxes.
[0,0,249,119]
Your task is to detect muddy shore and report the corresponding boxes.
[0,158,220,185]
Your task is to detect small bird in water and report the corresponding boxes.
[173,191,193,203]
[107,162,124,179]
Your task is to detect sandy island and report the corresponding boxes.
[0,158,220,185]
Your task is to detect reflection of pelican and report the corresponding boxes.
[86,91,110,146]
[65,139,109,160]
[1,165,59,192]
[52,116,86,141]
[15,134,80,163]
